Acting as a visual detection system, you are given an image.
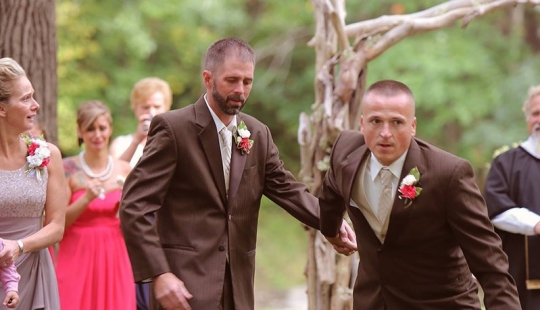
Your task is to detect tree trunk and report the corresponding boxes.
[0,0,58,144]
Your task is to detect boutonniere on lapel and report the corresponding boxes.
[234,120,254,155]
[398,167,422,208]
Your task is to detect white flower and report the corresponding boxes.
[27,155,44,168]
[237,128,250,139]
[35,145,51,158]
[401,174,417,186]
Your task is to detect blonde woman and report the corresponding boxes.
[0,57,66,309]
[110,77,172,167]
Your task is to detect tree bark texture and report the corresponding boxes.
[0,0,58,144]
[302,0,540,309]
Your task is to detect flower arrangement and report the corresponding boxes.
[23,134,51,181]
[398,166,422,207]
[234,120,254,155]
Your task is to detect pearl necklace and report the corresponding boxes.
[78,151,114,182]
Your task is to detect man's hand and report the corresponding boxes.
[325,220,357,256]
[154,272,193,310]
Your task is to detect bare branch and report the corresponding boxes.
[345,0,539,40]
[361,0,540,61]
[325,0,350,52]
[365,8,472,61]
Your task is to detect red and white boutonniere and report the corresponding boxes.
[23,134,51,181]
[234,121,254,155]
[398,166,422,208]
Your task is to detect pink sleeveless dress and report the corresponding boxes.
[0,164,60,310]
[55,189,135,310]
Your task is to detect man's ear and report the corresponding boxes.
[202,70,212,88]
[411,117,417,137]
[0,103,6,117]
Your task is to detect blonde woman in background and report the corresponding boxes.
[110,77,172,310]
[110,77,172,167]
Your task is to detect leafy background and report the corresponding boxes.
[54,0,540,302]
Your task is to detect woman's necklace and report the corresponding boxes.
[78,151,114,182]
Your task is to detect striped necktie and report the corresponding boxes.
[220,127,232,194]
[377,168,393,223]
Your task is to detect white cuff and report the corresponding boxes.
[492,208,540,235]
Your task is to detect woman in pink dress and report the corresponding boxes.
[55,100,135,310]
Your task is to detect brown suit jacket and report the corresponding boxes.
[319,130,520,310]
[120,96,320,310]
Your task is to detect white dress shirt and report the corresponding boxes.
[204,93,238,148]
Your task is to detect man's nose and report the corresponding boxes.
[380,123,392,137]
[233,81,245,94]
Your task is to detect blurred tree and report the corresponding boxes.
[0,0,58,143]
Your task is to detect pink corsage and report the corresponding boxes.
[398,167,422,208]
[23,134,51,181]
[234,121,254,155]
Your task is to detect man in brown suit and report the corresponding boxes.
[319,80,521,309]
[119,37,357,310]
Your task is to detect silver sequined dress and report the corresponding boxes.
[0,164,60,309]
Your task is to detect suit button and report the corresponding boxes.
[218,245,225,251]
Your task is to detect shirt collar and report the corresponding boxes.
[369,151,408,181]
[204,93,237,133]
[520,136,540,159]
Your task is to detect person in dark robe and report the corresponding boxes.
[484,84,540,310]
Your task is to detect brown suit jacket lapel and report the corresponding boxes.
[195,98,228,206]
[385,138,426,245]
[228,117,248,203]
[343,145,370,207]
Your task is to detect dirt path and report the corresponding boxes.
[255,286,307,310]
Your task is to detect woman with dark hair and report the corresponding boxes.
[55,100,135,310]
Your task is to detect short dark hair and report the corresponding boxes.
[365,80,415,101]
[204,37,255,72]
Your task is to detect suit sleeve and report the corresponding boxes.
[445,160,520,309]
[318,133,347,238]
[261,125,320,230]
[119,115,177,282]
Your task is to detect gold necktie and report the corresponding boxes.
[377,168,393,223]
